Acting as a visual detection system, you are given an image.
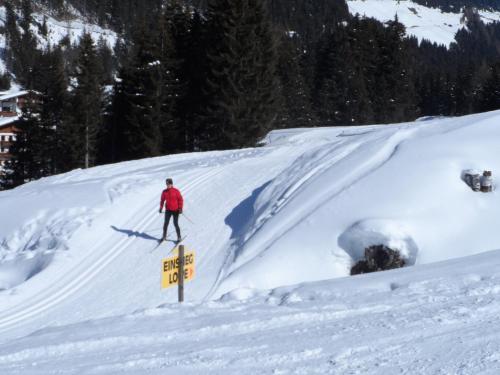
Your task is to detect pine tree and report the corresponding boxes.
[201,0,279,149]
[96,37,116,85]
[15,0,39,88]
[182,10,208,150]
[479,63,500,112]
[39,48,69,175]
[0,73,11,91]
[2,102,39,188]
[314,22,373,126]
[158,0,186,154]
[3,94,50,188]
[112,19,163,161]
[276,33,315,128]
[61,33,103,171]
[452,62,475,116]
[4,2,21,74]
[373,17,417,123]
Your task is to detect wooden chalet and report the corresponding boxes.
[0,90,28,117]
[0,90,29,169]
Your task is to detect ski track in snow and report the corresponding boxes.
[0,150,268,336]
[0,145,299,340]
[0,167,218,328]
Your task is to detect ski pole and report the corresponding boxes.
[182,212,195,224]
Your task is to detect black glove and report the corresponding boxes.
[159,209,162,214]
[178,209,183,214]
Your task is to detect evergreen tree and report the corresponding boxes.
[2,47,70,188]
[96,37,116,85]
[112,19,163,161]
[3,94,50,188]
[313,21,373,126]
[452,62,475,116]
[38,48,69,175]
[0,73,11,91]
[60,33,103,171]
[181,10,208,150]
[276,33,315,128]
[16,0,39,88]
[373,17,417,123]
[2,102,39,188]
[4,2,21,74]
[201,0,279,149]
[479,63,500,112]
[158,0,186,154]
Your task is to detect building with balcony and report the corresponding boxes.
[0,122,17,169]
[0,89,28,117]
[0,89,28,170]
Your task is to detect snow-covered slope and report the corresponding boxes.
[0,5,117,74]
[347,0,500,45]
[3,250,500,374]
[1,111,500,373]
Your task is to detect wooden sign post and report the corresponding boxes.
[161,245,195,303]
[178,245,185,302]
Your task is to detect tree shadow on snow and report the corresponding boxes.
[110,226,160,242]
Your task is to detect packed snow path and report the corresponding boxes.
[0,147,297,339]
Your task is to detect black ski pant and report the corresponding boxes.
[163,210,181,240]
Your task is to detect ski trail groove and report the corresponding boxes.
[0,165,229,334]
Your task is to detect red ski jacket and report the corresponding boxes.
[160,187,184,212]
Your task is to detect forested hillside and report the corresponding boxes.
[0,0,499,189]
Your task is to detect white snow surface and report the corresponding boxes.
[347,0,500,46]
[1,111,500,373]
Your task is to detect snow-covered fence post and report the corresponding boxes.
[178,245,185,303]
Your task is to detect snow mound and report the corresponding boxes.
[338,219,419,265]
[0,208,97,289]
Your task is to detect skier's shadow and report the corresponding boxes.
[110,226,159,242]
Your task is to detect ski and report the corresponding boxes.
[149,237,170,253]
[166,235,188,254]
[150,235,187,254]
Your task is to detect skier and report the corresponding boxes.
[159,178,184,242]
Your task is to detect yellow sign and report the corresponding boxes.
[161,250,195,289]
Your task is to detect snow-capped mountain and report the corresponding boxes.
[347,0,500,45]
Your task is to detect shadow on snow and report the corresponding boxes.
[110,226,160,242]
[224,181,271,249]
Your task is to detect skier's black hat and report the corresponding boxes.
[166,178,173,185]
